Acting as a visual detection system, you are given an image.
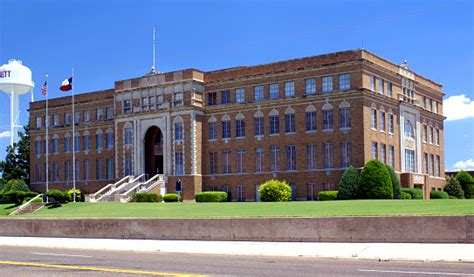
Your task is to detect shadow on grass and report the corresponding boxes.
[45,202,63,209]
[4,204,20,210]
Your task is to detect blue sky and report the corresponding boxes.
[0,0,473,170]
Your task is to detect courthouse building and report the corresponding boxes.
[29,49,445,200]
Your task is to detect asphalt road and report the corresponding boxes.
[0,246,473,276]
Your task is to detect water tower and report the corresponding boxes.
[0,59,35,147]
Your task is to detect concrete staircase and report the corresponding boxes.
[9,194,44,216]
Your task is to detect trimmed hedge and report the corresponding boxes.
[401,191,412,199]
[195,191,227,202]
[358,160,393,199]
[131,193,162,202]
[163,193,180,202]
[2,190,38,205]
[258,179,292,202]
[337,166,359,200]
[45,189,70,204]
[401,188,423,200]
[318,190,338,201]
[430,190,449,199]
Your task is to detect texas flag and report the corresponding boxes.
[60,77,73,92]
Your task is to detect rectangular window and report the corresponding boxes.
[429,127,434,144]
[124,128,133,146]
[388,113,394,134]
[270,146,280,171]
[270,115,280,135]
[236,149,245,173]
[306,111,316,131]
[222,121,231,139]
[123,100,131,114]
[95,159,102,180]
[255,147,264,172]
[65,112,71,125]
[236,119,245,138]
[106,106,113,120]
[430,154,434,176]
[208,122,216,140]
[35,140,42,154]
[74,135,80,152]
[286,145,296,171]
[65,161,71,181]
[269,83,279,99]
[341,141,352,168]
[380,143,386,164]
[106,132,113,149]
[75,161,80,181]
[74,111,80,124]
[434,102,439,114]
[221,90,231,105]
[380,111,386,132]
[422,96,426,110]
[53,138,59,153]
[235,88,245,103]
[83,160,89,181]
[387,82,392,97]
[323,142,333,168]
[422,125,427,143]
[339,74,350,91]
[209,152,217,174]
[306,144,317,170]
[53,113,59,126]
[323,109,333,130]
[208,92,217,106]
[370,75,375,91]
[53,162,59,182]
[124,155,132,176]
[436,155,440,177]
[174,122,183,141]
[372,142,378,160]
[96,133,103,151]
[106,158,114,179]
[174,151,184,175]
[83,110,90,122]
[339,107,351,128]
[378,79,384,94]
[96,108,104,121]
[389,145,395,168]
[254,85,264,101]
[322,76,333,93]
[222,150,231,174]
[36,116,42,128]
[305,78,316,94]
[371,109,377,129]
[65,136,71,152]
[254,117,264,136]
[428,99,432,111]
[424,153,429,174]
[285,114,295,133]
[284,81,295,97]
[405,149,416,173]
[436,129,440,145]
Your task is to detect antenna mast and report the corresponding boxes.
[151,27,156,73]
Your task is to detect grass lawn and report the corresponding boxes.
[9,199,474,219]
[0,204,20,216]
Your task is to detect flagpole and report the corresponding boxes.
[45,75,49,197]
[72,68,76,202]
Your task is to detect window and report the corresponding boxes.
[125,127,133,146]
[222,120,231,139]
[305,79,316,94]
[236,119,245,138]
[371,108,377,129]
[65,136,71,152]
[339,107,351,129]
[372,142,378,160]
[269,83,279,99]
[286,145,296,171]
[96,108,104,121]
[436,155,440,177]
[254,117,264,136]
[323,142,333,168]
[83,110,90,122]
[96,133,103,151]
[106,158,114,180]
[434,101,438,114]
[270,146,280,171]
[106,106,113,120]
[306,111,316,131]
[222,150,231,174]
[174,151,184,175]
[53,113,59,126]
[387,82,392,97]
[82,135,89,151]
[208,92,217,106]
[380,143,386,164]
[74,135,80,152]
[388,113,394,134]
[174,92,183,107]
[428,99,432,111]
[424,153,429,174]
[53,138,59,153]
[53,162,59,182]
[208,122,217,140]
[379,111,386,132]
[284,81,295,97]
[422,125,427,143]
[323,109,333,130]
[74,160,80,181]
[322,76,333,93]
[306,144,317,170]
[436,129,440,145]
[106,132,113,149]
[65,112,72,125]
[174,122,183,141]
[65,161,71,181]
[370,75,375,91]
[235,88,245,103]
[404,120,415,138]
[221,90,231,105]
[36,116,42,128]
[378,79,384,94]
[269,115,279,135]
[429,127,434,144]
[123,100,132,114]
[285,114,295,133]
[339,74,350,91]
[236,149,245,173]
[430,154,434,176]
[255,148,264,172]
[254,85,264,101]
[83,160,89,181]
[209,152,217,174]
[74,111,80,124]
[95,159,103,180]
[124,155,132,176]
[405,149,416,173]
[35,140,42,154]
[341,141,352,168]
[389,145,395,168]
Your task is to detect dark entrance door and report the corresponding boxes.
[144,126,164,177]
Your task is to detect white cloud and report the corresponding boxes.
[0,131,11,139]
[452,159,474,170]
[443,94,474,121]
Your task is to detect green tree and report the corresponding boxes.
[3,179,30,193]
[337,166,359,200]
[358,160,393,199]
[386,165,401,199]
[444,176,464,199]
[0,125,30,184]
[455,170,473,199]
[259,179,292,202]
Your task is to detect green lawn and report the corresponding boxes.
[0,204,20,216]
[6,199,474,219]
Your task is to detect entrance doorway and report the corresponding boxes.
[144,126,164,177]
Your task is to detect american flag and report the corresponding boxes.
[41,81,48,96]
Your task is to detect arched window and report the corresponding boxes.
[404,120,415,138]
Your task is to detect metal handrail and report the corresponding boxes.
[113,174,145,193]
[93,175,131,197]
[10,194,43,216]
[123,174,163,196]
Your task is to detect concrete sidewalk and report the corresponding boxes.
[0,236,473,263]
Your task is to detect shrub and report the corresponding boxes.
[131,193,162,202]
[46,189,70,204]
[337,166,359,200]
[0,178,5,191]
[455,170,473,199]
[195,191,228,202]
[401,191,412,199]
[3,179,30,193]
[444,176,464,199]
[2,191,38,205]
[318,190,338,201]
[386,165,401,199]
[163,193,180,202]
[258,179,292,202]
[65,189,82,202]
[401,188,423,199]
[449,196,457,199]
[358,160,393,199]
[430,190,449,199]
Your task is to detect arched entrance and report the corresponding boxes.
[144,126,164,177]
